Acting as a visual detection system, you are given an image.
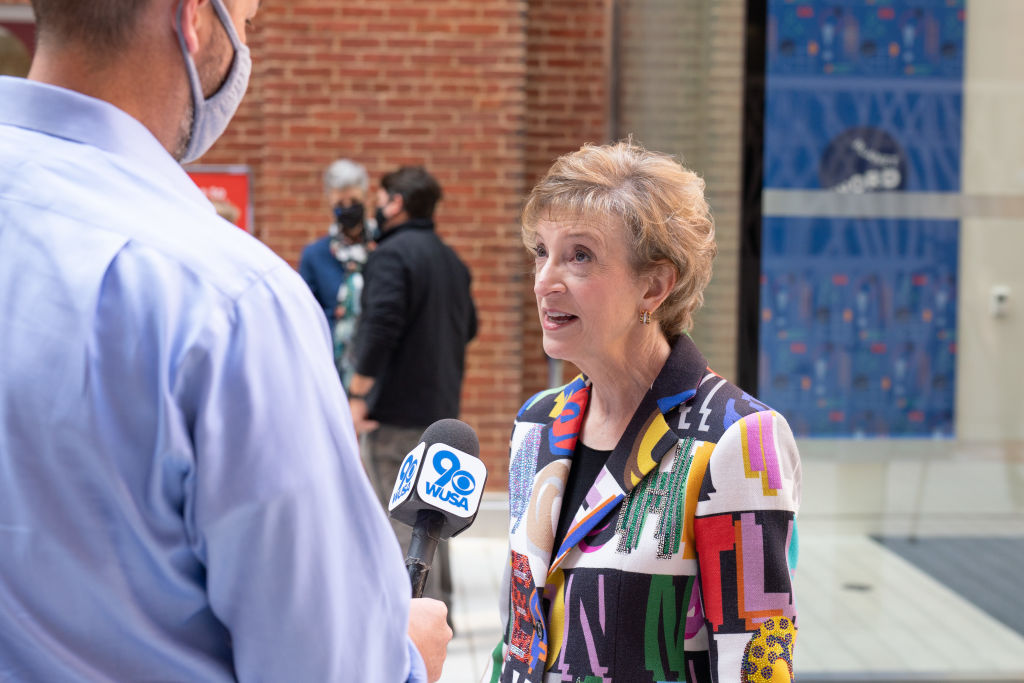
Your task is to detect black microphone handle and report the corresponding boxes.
[405,508,445,598]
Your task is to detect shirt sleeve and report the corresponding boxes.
[177,264,419,682]
[692,410,801,682]
[407,639,429,683]
[354,247,409,377]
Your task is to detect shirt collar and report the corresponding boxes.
[0,76,206,203]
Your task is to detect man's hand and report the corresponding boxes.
[347,373,379,436]
[348,397,379,436]
[408,598,452,682]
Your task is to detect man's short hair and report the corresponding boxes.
[31,0,144,52]
[379,166,443,220]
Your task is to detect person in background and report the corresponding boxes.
[299,158,373,389]
[484,141,801,682]
[210,196,241,225]
[0,0,449,680]
[349,165,478,614]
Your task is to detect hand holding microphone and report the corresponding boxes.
[387,418,487,597]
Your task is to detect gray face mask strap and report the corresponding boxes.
[174,0,252,164]
[175,1,205,137]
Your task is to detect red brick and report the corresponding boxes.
[2,0,612,491]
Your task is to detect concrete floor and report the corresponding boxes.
[438,444,1024,682]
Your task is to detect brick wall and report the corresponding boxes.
[522,0,611,399]
[1,0,538,488]
[214,1,532,484]
[2,0,752,489]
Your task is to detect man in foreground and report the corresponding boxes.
[0,0,449,680]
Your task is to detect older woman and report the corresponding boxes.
[298,158,372,389]
[485,141,801,683]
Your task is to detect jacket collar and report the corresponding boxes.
[376,216,435,243]
[544,334,708,574]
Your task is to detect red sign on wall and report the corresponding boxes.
[0,6,36,78]
[187,166,253,233]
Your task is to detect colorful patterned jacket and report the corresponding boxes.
[484,334,801,683]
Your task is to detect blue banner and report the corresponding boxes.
[759,0,965,437]
[759,217,958,437]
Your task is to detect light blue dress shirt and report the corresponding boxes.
[0,76,426,682]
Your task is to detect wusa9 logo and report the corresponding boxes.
[388,443,425,510]
[392,454,419,503]
[418,445,487,516]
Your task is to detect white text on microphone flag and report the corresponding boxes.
[389,442,426,511]
[414,443,487,518]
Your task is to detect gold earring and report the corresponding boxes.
[640,310,652,325]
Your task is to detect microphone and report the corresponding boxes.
[387,418,487,597]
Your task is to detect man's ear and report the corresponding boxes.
[176,0,204,55]
[642,260,678,314]
[391,193,406,216]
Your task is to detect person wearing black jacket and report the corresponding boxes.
[349,166,477,610]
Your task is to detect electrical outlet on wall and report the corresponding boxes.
[991,285,1011,318]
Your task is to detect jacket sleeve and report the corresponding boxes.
[298,246,319,299]
[468,293,479,343]
[692,410,801,682]
[353,247,409,377]
[467,267,479,343]
[297,246,332,322]
[481,410,538,683]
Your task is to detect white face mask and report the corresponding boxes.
[175,0,252,164]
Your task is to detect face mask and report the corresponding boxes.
[374,207,388,233]
[175,0,252,164]
[366,222,382,243]
[333,202,365,230]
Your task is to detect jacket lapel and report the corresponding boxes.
[546,334,709,575]
[516,376,590,584]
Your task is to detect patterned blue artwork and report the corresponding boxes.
[759,218,958,437]
[764,85,962,192]
[767,0,965,80]
[764,0,965,192]
[759,0,965,437]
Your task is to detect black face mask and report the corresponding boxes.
[374,207,388,232]
[333,202,365,230]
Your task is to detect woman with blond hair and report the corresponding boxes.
[485,141,801,682]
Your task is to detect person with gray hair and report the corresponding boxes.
[324,157,370,194]
[300,157,375,389]
[0,1,450,680]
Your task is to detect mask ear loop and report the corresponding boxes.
[174,0,207,149]
[174,0,253,164]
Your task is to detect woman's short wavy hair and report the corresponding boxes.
[522,140,717,339]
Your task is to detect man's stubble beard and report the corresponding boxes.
[172,100,194,163]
